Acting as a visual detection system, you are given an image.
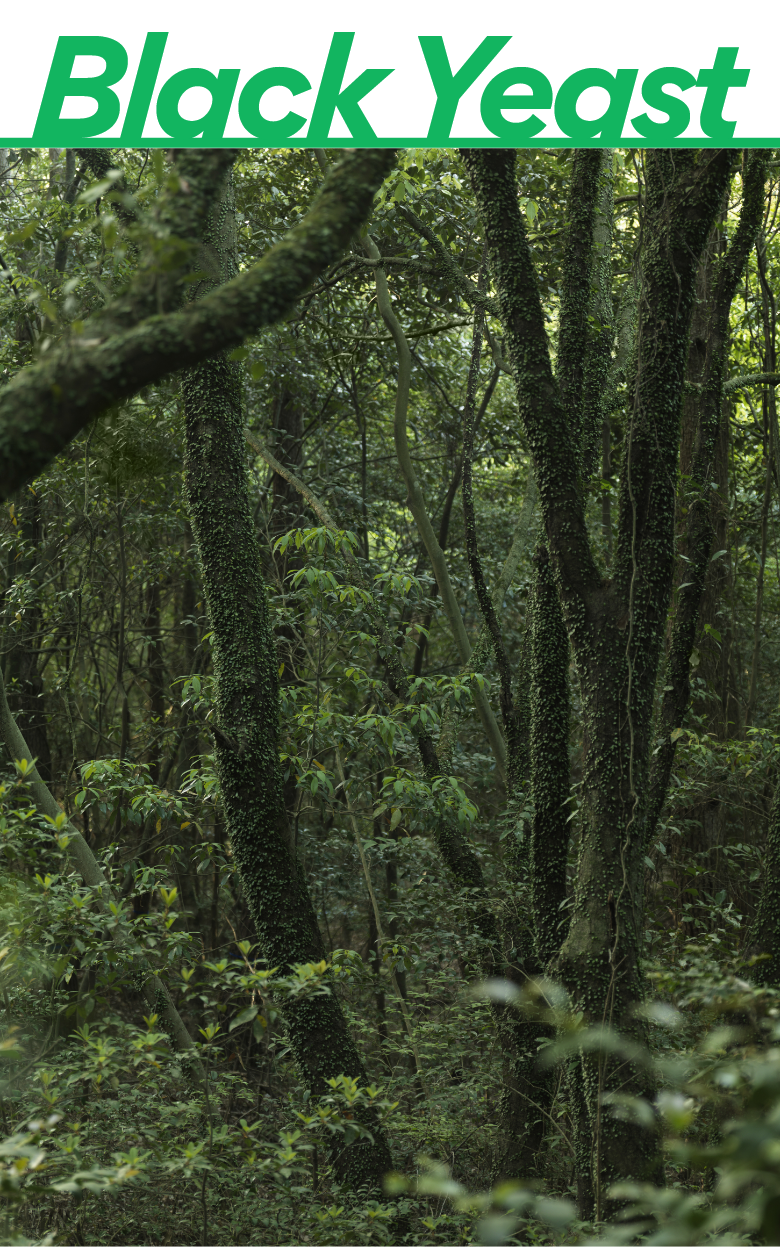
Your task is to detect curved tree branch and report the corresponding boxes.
[0,148,398,502]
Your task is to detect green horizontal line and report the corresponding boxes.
[4,137,780,148]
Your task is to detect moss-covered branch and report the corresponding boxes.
[459,149,602,611]
[580,150,616,480]
[0,148,397,501]
[723,370,780,394]
[529,547,571,968]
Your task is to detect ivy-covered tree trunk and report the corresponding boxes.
[462,146,748,1206]
[529,546,570,970]
[660,212,741,906]
[645,150,770,838]
[181,158,393,1188]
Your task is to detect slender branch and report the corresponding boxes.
[244,429,441,779]
[396,203,500,318]
[334,753,428,1096]
[437,465,538,769]
[349,256,436,274]
[363,233,507,778]
[411,363,501,678]
[309,314,471,345]
[461,278,520,789]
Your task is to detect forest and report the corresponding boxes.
[0,143,778,1247]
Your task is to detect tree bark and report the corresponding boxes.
[747,776,780,987]
[646,150,770,838]
[181,160,394,1189]
[462,145,739,1203]
[529,547,571,970]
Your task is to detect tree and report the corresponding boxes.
[461,146,769,1208]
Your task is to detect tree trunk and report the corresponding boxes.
[462,145,742,1205]
[181,159,393,1188]
[747,775,780,987]
[143,579,166,782]
[659,214,745,924]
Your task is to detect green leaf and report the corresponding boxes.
[229,1005,259,1032]
[78,173,121,205]
[6,220,38,243]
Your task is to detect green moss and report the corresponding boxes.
[529,546,571,968]
[557,148,605,456]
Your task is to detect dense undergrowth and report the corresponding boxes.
[2,722,780,1247]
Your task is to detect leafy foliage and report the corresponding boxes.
[0,144,778,1244]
